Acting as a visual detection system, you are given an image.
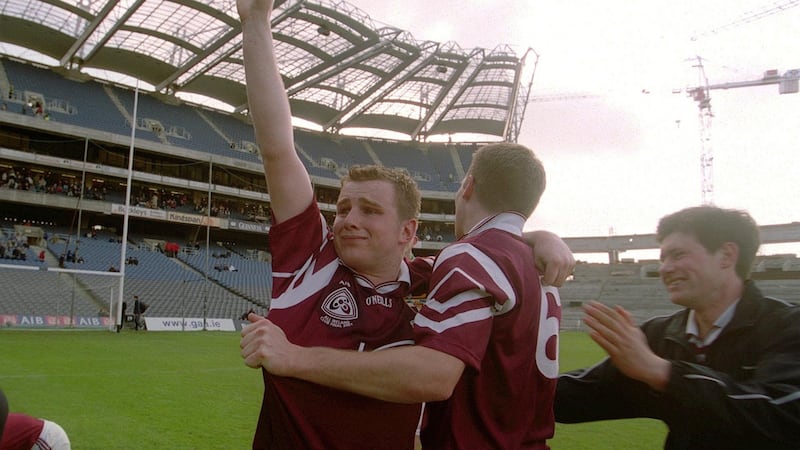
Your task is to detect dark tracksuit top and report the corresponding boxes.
[555,281,800,449]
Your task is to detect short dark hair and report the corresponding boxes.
[656,206,760,280]
[469,143,546,218]
[341,165,421,221]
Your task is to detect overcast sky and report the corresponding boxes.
[347,0,800,259]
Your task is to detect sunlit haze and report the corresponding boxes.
[348,0,800,261]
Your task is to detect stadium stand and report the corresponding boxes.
[3,59,131,136]
[294,129,374,176]
[368,140,430,183]
[558,259,800,330]
[178,243,271,303]
[0,268,100,317]
[195,108,262,162]
[424,143,464,192]
[0,0,797,329]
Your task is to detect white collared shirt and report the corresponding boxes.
[686,299,740,347]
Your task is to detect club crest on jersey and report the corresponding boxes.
[321,287,359,322]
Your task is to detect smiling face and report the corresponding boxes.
[658,231,728,309]
[333,179,415,283]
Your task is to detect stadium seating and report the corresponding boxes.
[425,143,463,192]
[5,59,794,330]
[559,260,800,330]
[369,140,429,179]
[0,222,271,321]
[295,129,374,170]
[0,268,101,317]
[3,58,132,136]
[177,244,271,304]
[0,57,473,198]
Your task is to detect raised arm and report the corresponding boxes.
[238,0,313,223]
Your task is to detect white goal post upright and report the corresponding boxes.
[115,82,140,332]
[107,284,116,331]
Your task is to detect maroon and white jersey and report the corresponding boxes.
[0,414,43,449]
[416,213,562,450]
[253,201,426,450]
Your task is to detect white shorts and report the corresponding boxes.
[33,419,71,450]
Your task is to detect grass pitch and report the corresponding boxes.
[0,330,665,449]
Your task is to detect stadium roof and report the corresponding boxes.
[0,0,538,142]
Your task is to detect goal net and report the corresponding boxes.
[0,264,121,329]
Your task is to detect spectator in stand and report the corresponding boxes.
[11,247,26,261]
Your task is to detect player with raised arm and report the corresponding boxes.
[237,1,573,448]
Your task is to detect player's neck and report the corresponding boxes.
[458,204,494,239]
[356,257,404,286]
[693,277,744,337]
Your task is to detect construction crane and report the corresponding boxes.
[528,92,601,103]
[681,0,800,204]
[687,57,715,205]
[683,58,799,205]
[691,0,800,41]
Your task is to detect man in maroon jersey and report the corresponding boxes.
[0,390,6,442]
[243,142,560,449]
[237,0,570,448]
[0,413,71,450]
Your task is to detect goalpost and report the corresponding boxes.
[0,264,122,329]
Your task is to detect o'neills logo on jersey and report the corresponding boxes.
[365,295,392,308]
[320,287,358,328]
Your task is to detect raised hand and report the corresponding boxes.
[583,301,670,391]
[237,0,274,23]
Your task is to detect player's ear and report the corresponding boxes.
[461,174,475,200]
[718,241,739,270]
[400,218,418,244]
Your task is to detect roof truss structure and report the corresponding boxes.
[0,0,537,142]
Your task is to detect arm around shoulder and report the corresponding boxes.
[522,230,575,287]
[294,345,466,403]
